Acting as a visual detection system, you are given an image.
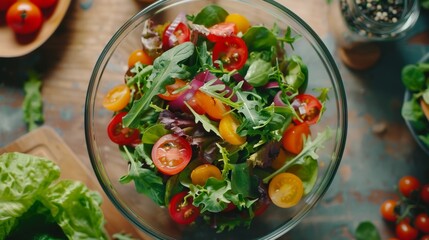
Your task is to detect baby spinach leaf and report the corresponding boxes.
[242,26,277,52]
[142,123,169,144]
[244,59,272,87]
[123,42,195,128]
[355,221,381,240]
[288,156,318,195]
[402,64,426,91]
[192,5,229,27]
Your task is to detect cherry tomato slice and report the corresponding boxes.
[152,134,192,175]
[158,79,187,101]
[212,36,248,71]
[128,49,153,67]
[190,164,222,186]
[219,114,246,145]
[396,219,418,240]
[162,22,191,50]
[103,84,131,111]
[380,199,398,222]
[207,22,238,42]
[281,123,311,155]
[268,172,304,208]
[398,176,421,198]
[6,1,43,35]
[194,90,230,120]
[168,191,200,224]
[292,94,322,125]
[107,112,140,145]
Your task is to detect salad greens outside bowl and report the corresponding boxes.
[84,0,348,239]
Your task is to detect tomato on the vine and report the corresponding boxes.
[396,219,418,240]
[168,191,200,224]
[380,199,398,222]
[268,172,304,208]
[102,84,131,111]
[158,79,187,101]
[421,184,429,204]
[212,36,248,71]
[151,134,192,175]
[162,22,190,50]
[281,123,311,155]
[6,1,43,35]
[398,176,421,198]
[30,0,57,8]
[219,114,246,145]
[414,213,429,234]
[207,22,238,42]
[107,112,141,145]
[128,49,153,67]
[292,94,322,125]
[190,164,222,186]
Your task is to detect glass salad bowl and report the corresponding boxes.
[84,0,348,239]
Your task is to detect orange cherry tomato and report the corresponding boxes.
[190,164,222,186]
[128,49,153,68]
[194,90,230,120]
[158,79,187,101]
[225,13,250,33]
[281,123,311,155]
[268,172,304,208]
[102,84,131,111]
[6,1,42,35]
[219,114,246,145]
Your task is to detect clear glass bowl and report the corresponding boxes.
[85,0,348,239]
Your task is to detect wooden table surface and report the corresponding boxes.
[1,0,429,239]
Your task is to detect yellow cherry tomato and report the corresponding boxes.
[268,172,304,208]
[219,114,246,145]
[128,49,153,68]
[225,13,250,34]
[102,84,131,111]
[191,164,222,186]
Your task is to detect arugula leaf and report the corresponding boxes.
[355,221,381,240]
[185,102,222,137]
[189,178,232,213]
[276,26,301,50]
[123,42,195,128]
[119,147,165,206]
[22,71,44,131]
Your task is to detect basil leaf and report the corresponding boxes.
[242,26,277,52]
[192,5,229,27]
[244,59,272,87]
[123,42,194,128]
[355,221,381,240]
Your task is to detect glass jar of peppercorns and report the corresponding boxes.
[329,0,420,69]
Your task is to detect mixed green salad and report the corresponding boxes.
[0,152,108,240]
[401,57,429,149]
[102,5,332,232]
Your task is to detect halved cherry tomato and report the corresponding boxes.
[30,0,57,8]
[219,114,246,145]
[396,219,418,240]
[158,79,187,101]
[268,172,304,208]
[0,0,16,11]
[6,1,43,35]
[292,94,322,125]
[152,134,192,175]
[190,164,222,186]
[207,22,238,42]
[398,176,421,198]
[281,123,311,155]
[194,90,230,120]
[168,191,200,224]
[212,36,248,71]
[225,13,250,33]
[162,22,190,50]
[128,49,153,67]
[107,112,140,145]
[380,199,398,222]
[103,84,131,111]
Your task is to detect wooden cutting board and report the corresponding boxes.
[0,126,149,240]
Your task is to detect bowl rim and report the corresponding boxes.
[85,0,348,239]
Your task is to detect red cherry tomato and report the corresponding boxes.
[151,134,192,175]
[398,176,421,198]
[30,0,57,8]
[107,112,141,145]
[421,184,429,204]
[415,213,429,234]
[158,79,187,101]
[6,1,43,35]
[207,22,238,42]
[162,22,190,50]
[212,36,248,71]
[396,219,418,240]
[281,123,311,155]
[292,94,322,125]
[380,199,398,222]
[0,0,16,11]
[168,191,200,224]
[421,235,429,240]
